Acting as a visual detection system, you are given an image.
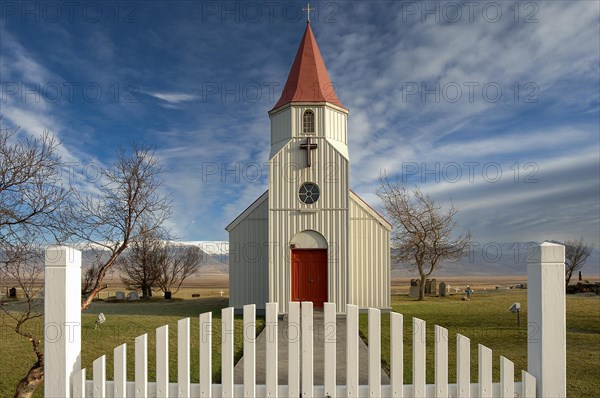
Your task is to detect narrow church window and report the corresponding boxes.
[303,109,315,134]
[299,182,320,204]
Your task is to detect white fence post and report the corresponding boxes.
[527,242,566,397]
[44,246,82,398]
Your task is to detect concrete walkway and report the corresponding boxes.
[233,311,390,385]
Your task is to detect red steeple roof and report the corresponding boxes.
[272,22,346,111]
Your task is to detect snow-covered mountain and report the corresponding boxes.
[176,241,229,256]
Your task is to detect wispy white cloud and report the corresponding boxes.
[2,1,597,246]
[147,92,199,104]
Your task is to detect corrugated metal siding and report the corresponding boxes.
[324,107,347,144]
[292,106,325,137]
[349,196,391,309]
[270,107,292,145]
[228,196,269,310]
[269,105,350,313]
[269,139,349,211]
[269,209,349,313]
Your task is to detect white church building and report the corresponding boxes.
[226,21,391,313]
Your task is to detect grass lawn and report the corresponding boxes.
[0,297,263,397]
[1,292,598,397]
[358,291,600,398]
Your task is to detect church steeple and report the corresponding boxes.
[272,23,346,111]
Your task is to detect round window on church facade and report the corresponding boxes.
[299,182,320,204]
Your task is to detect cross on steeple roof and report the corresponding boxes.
[303,2,315,23]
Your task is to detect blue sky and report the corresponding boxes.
[1,1,599,247]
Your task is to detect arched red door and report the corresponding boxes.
[291,249,328,307]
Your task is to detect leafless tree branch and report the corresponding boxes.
[377,175,471,300]
[564,238,593,290]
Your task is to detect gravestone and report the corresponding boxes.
[128,291,139,300]
[429,279,437,296]
[424,279,432,295]
[439,282,449,297]
[115,291,126,300]
[409,279,419,298]
[9,287,17,298]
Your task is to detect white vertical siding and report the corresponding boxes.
[271,104,347,143]
[348,194,391,309]
[324,107,348,144]
[269,104,350,313]
[228,196,269,310]
[230,101,389,313]
[271,107,292,145]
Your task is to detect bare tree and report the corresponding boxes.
[81,261,101,296]
[119,226,167,299]
[156,244,201,298]
[377,177,471,300]
[67,144,172,310]
[564,238,593,290]
[0,244,45,398]
[0,122,70,247]
[0,120,72,398]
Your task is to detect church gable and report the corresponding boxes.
[225,191,268,232]
[349,191,392,230]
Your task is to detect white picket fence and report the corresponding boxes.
[44,242,567,397]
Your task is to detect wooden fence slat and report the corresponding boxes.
[324,302,337,398]
[390,312,403,398]
[346,304,359,397]
[288,302,301,398]
[199,312,212,398]
[500,356,514,398]
[522,370,536,398]
[135,334,148,398]
[368,308,381,398]
[434,325,448,398]
[178,318,191,398]
[156,325,169,398]
[478,344,492,398]
[244,304,256,398]
[114,343,127,398]
[73,368,86,398]
[412,318,426,398]
[301,301,314,398]
[93,355,106,398]
[266,302,279,398]
[222,307,234,398]
[456,334,470,398]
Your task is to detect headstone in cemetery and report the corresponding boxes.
[424,279,432,295]
[164,291,172,299]
[9,287,17,298]
[115,291,126,300]
[439,282,449,297]
[409,279,419,298]
[128,291,139,300]
[430,279,437,296]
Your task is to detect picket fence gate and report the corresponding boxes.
[44,243,567,398]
